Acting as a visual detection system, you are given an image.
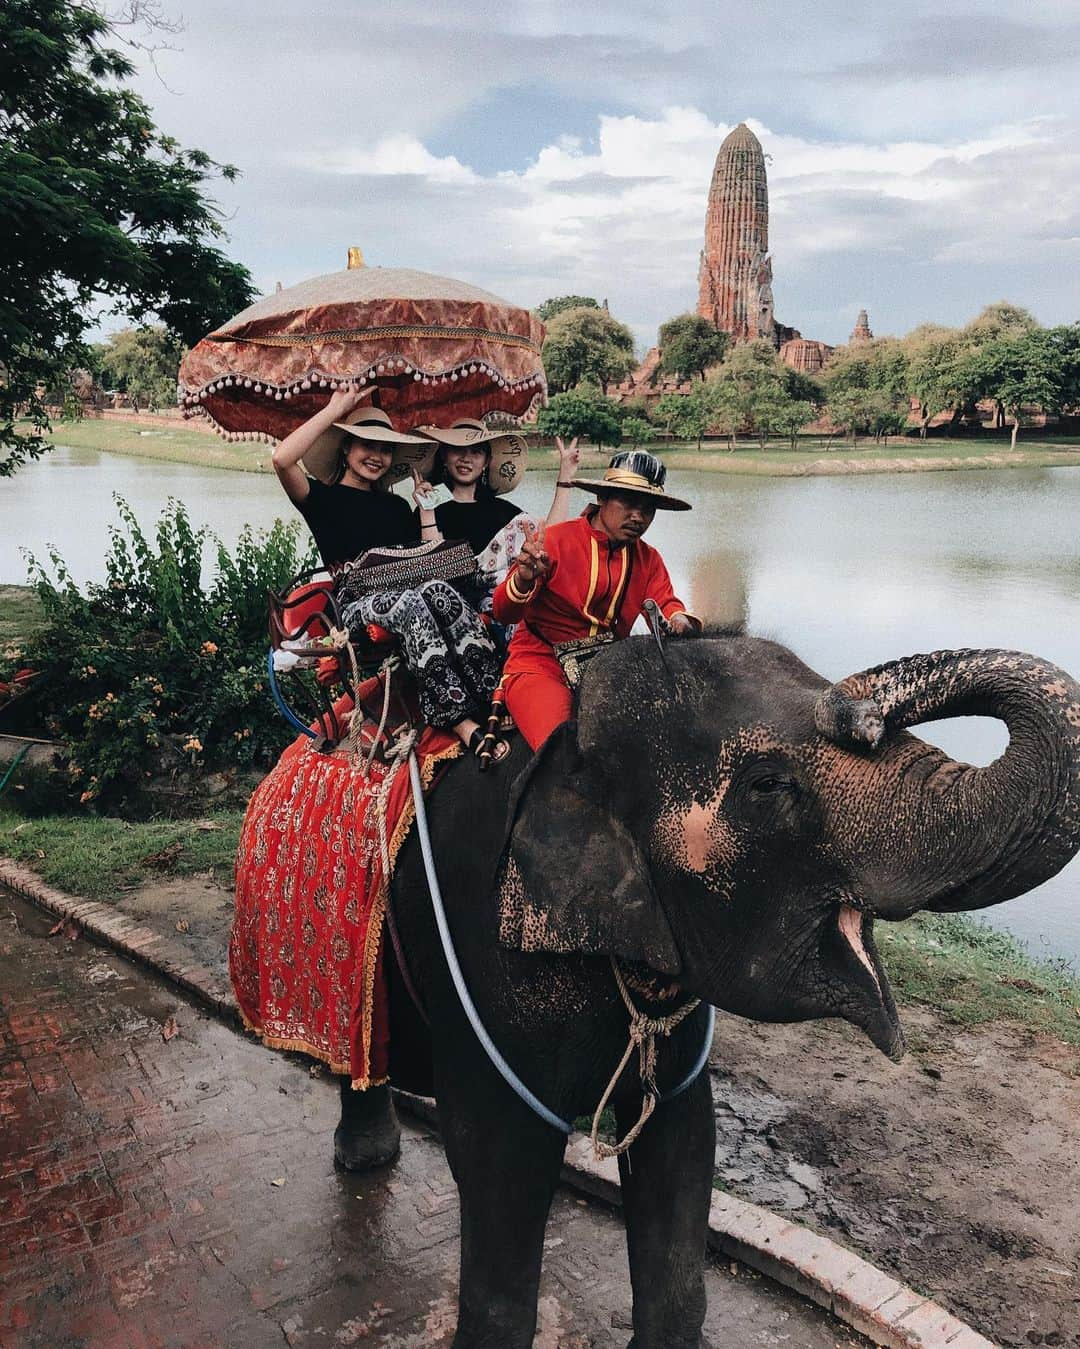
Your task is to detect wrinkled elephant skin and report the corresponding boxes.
[376,634,1080,1348]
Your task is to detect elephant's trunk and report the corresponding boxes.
[815,649,1080,915]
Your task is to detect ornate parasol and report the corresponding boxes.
[178,252,547,443]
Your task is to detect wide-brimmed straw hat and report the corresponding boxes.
[303,407,435,485]
[571,450,691,512]
[413,417,529,496]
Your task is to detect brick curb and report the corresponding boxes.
[1,857,996,1349]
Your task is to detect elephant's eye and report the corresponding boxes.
[750,775,793,796]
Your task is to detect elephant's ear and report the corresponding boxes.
[497,723,682,975]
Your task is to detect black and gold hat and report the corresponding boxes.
[571,450,691,511]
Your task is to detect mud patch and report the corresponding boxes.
[120,875,234,976]
[710,1008,1080,1347]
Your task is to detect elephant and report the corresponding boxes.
[333,633,1080,1348]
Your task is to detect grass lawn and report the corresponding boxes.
[648,435,1080,476]
[0,586,41,650]
[43,417,1080,478]
[877,910,1080,1048]
[0,802,244,899]
[47,417,274,473]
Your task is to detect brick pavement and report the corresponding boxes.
[0,893,865,1347]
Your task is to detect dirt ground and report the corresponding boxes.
[709,1007,1080,1348]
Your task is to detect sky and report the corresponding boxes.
[123,0,1080,351]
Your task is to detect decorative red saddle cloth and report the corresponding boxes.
[229,726,460,1087]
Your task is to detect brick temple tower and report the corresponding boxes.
[849,308,873,344]
[697,122,776,343]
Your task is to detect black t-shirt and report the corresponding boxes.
[297,479,416,568]
[432,497,522,556]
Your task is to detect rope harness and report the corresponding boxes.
[590,962,702,1159]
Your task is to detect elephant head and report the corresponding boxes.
[497,636,1080,1059]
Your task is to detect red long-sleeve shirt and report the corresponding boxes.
[492,513,693,678]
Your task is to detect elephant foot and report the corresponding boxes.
[333,1079,401,1171]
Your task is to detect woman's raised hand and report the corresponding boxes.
[410,465,432,510]
[325,384,374,420]
[515,521,551,586]
[555,436,580,476]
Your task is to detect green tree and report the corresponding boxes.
[703,340,792,448]
[824,339,909,446]
[542,306,637,394]
[961,303,1041,428]
[93,326,186,411]
[535,295,600,322]
[704,380,743,451]
[825,387,879,447]
[621,415,656,449]
[0,0,255,475]
[963,302,1040,345]
[654,388,711,449]
[900,325,965,438]
[957,325,1080,450]
[774,399,817,451]
[657,313,729,382]
[536,388,623,450]
[868,396,909,445]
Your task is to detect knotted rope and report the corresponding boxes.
[590,960,701,1159]
[358,654,402,777]
[370,723,418,884]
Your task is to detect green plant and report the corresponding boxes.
[536,388,624,449]
[541,307,637,394]
[2,497,316,808]
[657,313,729,382]
[621,415,656,449]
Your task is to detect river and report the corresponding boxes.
[3,445,1079,966]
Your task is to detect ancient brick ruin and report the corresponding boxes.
[849,309,874,344]
[697,123,777,343]
[616,120,874,403]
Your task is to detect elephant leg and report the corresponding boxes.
[616,1069,714,1349]
[333,1077,401,1171]
[439,1086,567,1348]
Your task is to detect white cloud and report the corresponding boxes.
[301,136,477,183]
[115,1,1080,347]
[254,109,1078,348]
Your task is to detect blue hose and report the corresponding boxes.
[407,750,714,1136]
[266,647,318,740]
[0,743,33,795]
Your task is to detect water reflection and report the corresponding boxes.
[688,549,748,631]
[3,447,1078,964]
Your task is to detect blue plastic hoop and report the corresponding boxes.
[266,647,318,740]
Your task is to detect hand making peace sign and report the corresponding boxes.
[514,520,552,586]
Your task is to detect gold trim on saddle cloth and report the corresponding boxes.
[240,738,462,1089]
[553,632,616,689]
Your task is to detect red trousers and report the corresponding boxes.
[503,669,573,751]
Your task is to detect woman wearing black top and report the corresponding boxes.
[272,390,504,758]
[416,419,580,597]
[271,387,427,570]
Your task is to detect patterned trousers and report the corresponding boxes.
[340,579,501,729]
